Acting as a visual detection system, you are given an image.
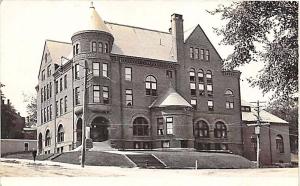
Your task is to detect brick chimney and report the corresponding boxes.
[171,13,184,61]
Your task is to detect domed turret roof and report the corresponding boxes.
[88,2,110,33]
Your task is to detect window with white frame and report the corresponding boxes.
[103,86,109,104]
[205,49,210,61]
[145,75,157,96]
[226,101,234,109]
[93,85,100,103]
[157,118,164,135]
[125,89,133,106]
[74,64,80,79]
[102,63,108,77]
[189,68,196,82]
[198,69,204,82]
[93,62,100,76]
[125,67,132,81]
[208,100,214,111]
[166,117,173,135]
[191,99,197,110]
[190,83,196,96]
[98,42,103,53]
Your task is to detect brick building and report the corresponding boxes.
[36,4,290,165]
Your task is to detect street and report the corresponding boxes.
[0,158,298,186]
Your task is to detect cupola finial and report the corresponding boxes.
[90,1,94,8]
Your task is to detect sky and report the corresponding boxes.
[0,0,271,117]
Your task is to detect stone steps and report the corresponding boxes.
[126,154,166,168]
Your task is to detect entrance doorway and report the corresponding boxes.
[38,133,42,153]
[76,118,82,145]
[90,117,109,142]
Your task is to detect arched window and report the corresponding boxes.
[133,117,149,136]
[198,69,204,83]
[194,120,209,138]
[225,89,233,96]
[206,70,212,83]
[57,124,64,143]
[104,43,109,53]
[276,135,284,153]
[92,41,97,52]
[45,129,51,147]
[145,75,157,96]
[189,68,195,82]
[214,122,227,138]
[98,42,103,53]
[74,44,80,55]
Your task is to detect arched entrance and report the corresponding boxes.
[90,117,109,142]
[38,133,43,153]
[76,118,82,145]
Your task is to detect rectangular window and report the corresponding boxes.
[102,63,108,77]
[49,105,52,120]
[190,47,194,59]
[41,89,43,103]
[93,85,100,103]
[191,99,197,110]
[226,101,234,109]
[125,89,133,106]
[208,100,214,111]
[64,75,67,89]
[46,84,49,99]
[49,82,52,98]
[125,67,132,81]
[75,87,80,105]
[56,101,59,116]
[166,70,173,78]
[74,64,79,79]
[200,49,204,60]
[46,106,49,122]
[166,117,173,135]
[59,78,63,92]
[60,98,63,115]
[207,84,213,95]
[93,62,100,76]
[157,118,164,135]
[64,96,67,112]
[44,108,46,122]
[42,70,45,81]
[162,141,170,148]
[190,83,196,96]
[194,48,199,59]
[44,87,46,101]
[55,80,58,94]
[205,50,210,61]
[41,109,43,124]
[103,86,109,104]
[199,83,205,95]
[47,65,51,77]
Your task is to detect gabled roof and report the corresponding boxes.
[46,40,72,65]
[241,100,288,124]
[150,86,192,108]
[106,22,176,62]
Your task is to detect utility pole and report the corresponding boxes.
[81,60,88,168]
[247,100,269,168]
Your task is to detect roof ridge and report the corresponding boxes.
[46,39,71,45]
[105,21,171,34]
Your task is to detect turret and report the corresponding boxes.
[71,2,114,58]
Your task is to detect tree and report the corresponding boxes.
[1,83,23,139]
[23,93,37,127]
[209,1,298,100]
[266,97,298,153]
